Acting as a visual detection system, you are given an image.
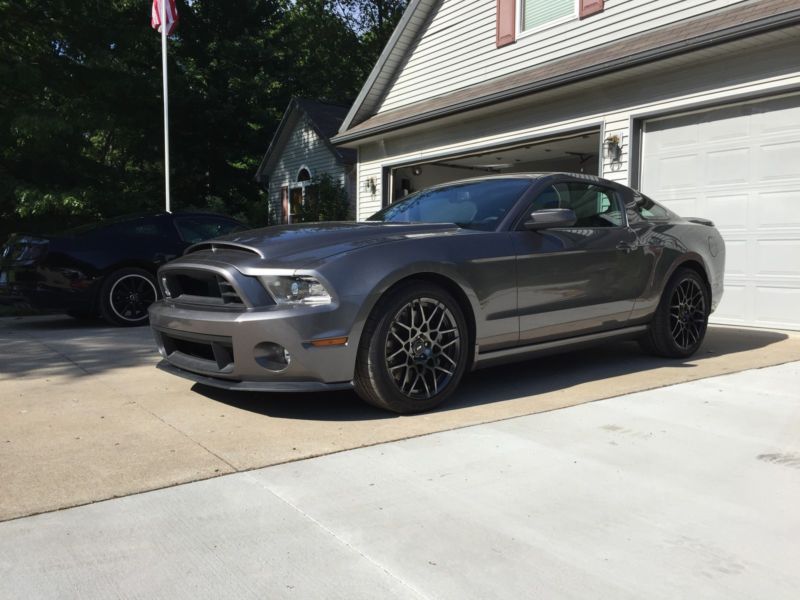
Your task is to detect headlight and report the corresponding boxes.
[258,275,332,306]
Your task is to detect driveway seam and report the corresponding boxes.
[129,401,238,472]
[246,472,430,600]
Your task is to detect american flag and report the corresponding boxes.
[151,0,179,36]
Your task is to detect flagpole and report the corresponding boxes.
[160,0,171,213]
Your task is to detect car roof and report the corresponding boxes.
[419,172,620,190]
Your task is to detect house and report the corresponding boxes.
[256,98,356,223]
[332,0,800,331]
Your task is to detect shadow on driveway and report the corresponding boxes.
[191,326,789,421]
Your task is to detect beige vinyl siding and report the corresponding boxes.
[356,32,800,220]
[266,116,346,217]
[379,0,747,113]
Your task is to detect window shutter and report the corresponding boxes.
[579,0,604,19]
[280,186,289,224]
[496,0,515,48]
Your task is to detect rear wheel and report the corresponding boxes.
[640,268,709,358]
[99,268,158,327]
[354,282,470,413]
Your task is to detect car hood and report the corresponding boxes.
[184,221,466,267]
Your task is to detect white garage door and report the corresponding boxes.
[641,94,800,330]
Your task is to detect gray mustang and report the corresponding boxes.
[149,173,725,413]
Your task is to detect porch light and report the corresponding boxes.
[364,177,377,195]
[603,134,622,162]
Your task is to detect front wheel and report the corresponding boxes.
[354,282,470,413]
[640,267,710,358]
[99,268,159,327]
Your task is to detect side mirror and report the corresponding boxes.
[523,208,577,231]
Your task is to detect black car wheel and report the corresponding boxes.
[355,281,470,413]
[640,267,709,358]
[99,268,158,327]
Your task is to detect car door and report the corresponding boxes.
[511,179,649,344]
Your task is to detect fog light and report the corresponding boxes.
[254,342,290,372]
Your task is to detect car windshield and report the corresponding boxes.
[368,178,532,231]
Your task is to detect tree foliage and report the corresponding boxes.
[296,173,351,223]
[0,0,406,240]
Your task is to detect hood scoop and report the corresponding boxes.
[186,241,264,258]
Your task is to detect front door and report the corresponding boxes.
[289,187,304,223]
[512,180,649,344]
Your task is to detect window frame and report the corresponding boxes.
[515,0,578,39]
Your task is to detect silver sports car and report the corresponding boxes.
[149,173,725,413]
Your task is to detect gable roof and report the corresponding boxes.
[338,0,443,133]
[255,98,355,183]
[334,0,800,144]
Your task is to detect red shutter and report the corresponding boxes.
[496,0,516,48]
[280,186,289,224]
[579,0,604,19]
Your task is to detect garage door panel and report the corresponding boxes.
[757,190,800,229]
[707,148,750,185]
[756,240,800,277]
[759,141,800,182]
[706,194,748,230]
[703,108,752,142]
[754,286,800,328]
[654,155,700,191]
[642,94,800,330]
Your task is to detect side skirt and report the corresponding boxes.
[473,325,648,370]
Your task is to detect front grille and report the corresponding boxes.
[158,330,235,374]
[162,270,244,307]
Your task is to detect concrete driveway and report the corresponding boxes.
[1,315,799,522]
[1,362,798,599]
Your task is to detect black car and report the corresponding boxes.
[0,212,246,326]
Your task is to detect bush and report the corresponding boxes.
[296,173,351,223]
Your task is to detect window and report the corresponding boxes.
[521,0,574,32]
[174,217,245,244]
[530,182,623,227]
[369,178,532,231]
[632,193,673,221]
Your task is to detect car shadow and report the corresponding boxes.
[191,326,790,421]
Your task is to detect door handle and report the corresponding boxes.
[616,241,635,253]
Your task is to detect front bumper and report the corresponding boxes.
[149,298,361,391]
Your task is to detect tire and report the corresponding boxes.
[639,267,710,358]
[354,281,470,413]
[99,267,159,327]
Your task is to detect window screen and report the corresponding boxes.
[522,0,574,31]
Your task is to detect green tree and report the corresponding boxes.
[0,0,407,242]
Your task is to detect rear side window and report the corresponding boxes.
[174,217,245,244]
[530,182,624,227]
[633,193,673,220]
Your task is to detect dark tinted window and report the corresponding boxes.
[369,179,532,231]
[633,193,673,220]
[531,182,623,227]
[93,217,174,240]
[174,217,245,244]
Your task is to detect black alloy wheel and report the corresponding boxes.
[100,268,159,327]
[640,267,710,358]
[355,281,470,413]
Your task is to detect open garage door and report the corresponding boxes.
[389,130,600,202]
[641,94,800,330]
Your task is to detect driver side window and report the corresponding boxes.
[531,182,624,228]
